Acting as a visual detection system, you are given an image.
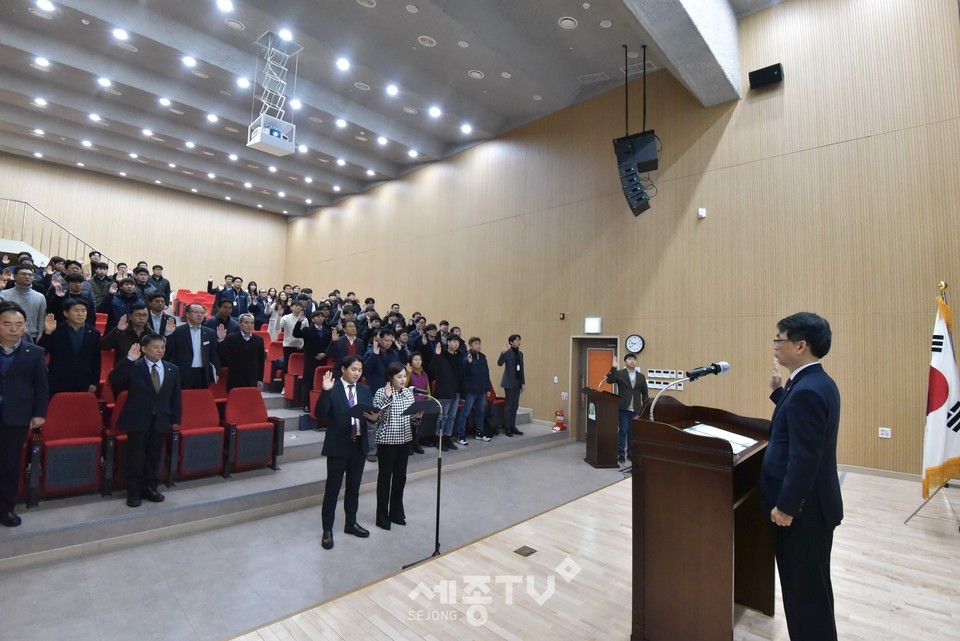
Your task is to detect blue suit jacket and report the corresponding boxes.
[108,357,182,433]
[316,381,372,457]
[760,363,842,527]
[0,342,48,426]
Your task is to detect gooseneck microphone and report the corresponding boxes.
[685,361,730,381]
[411,387,431,395]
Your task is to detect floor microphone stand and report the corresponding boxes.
[404,394,445,569]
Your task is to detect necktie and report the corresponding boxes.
[151,363,161,393]
[348,384,359,438]
[784,378,794,392]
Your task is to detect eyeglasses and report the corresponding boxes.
[772,338,790,345]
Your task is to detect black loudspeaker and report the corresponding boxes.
[613,130,657,216]
[748,63,783,90]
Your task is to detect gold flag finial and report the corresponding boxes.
[939,281,948,293]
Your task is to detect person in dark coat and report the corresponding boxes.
[293,306,334,408]
[456,337,492,444]
[218,313,265,390]
[164,303,223,389]
[37,302,101,396]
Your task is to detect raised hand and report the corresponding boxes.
[502,341,510,353]
[769,357,782,391]
[108,282,118,295]
[421,334,428,345]
[321,370,335,391]
[117,315,129,331]
[383,382,392,398]
[405,363,412,374]
[611,355,618,369]
[467,353,473,364]
[435,341,442,355]
[373,339,380,355]
[216,324,227,342]
[1,255,8,265]
[43,313,56,334]
[330,328,340,342]
[165,317,176,334]
[127,343,141,360]
[53,281,64,297]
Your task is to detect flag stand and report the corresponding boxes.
[904,481,960,531]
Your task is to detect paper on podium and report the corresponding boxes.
[683,423,757,455]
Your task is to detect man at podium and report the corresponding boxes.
[764,312,842,641]
[605,353,649,464]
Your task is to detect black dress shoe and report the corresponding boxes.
[141,488,165,503]
[390,516,406,526]
[321,531,334,549]
[618,455,626,464]
[512,427,524,436]
[411,443,425,454]
[344,522,370,538]
[0,511,22,527]
[504,428,514,437]
[376,518,392,531]
[126,495,142,508]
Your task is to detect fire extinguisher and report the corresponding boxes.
[553,409,566,431]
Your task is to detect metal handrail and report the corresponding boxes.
[0,198,115,271]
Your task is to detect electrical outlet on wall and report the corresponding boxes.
[878,427,892,439]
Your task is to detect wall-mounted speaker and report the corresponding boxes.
[748,63,783,90]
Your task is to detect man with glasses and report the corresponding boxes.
[763,312,842,641]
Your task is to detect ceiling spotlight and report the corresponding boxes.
[33,129,44,136]
[129,152,138,158]
[112,28,128,40]
[304,176,313,183]
[278,28,293,41]
[207,172,216,179]
[185,141,195,148]
[336,57,350,71]
[333,185,341,192]
[168,163,176,168]
[224,196,231,201]
[34,57,50,67]
[158,97,171,106]
[88,113,100,121]
[257,204,262,208]
[182,55,197,67]
[36,0,55,11]
[289,98,302,109]
[206,113,218,122]
[428,106,442,118]
[366,169,375,176]
[282,210,288,214]
[386,84,398,96]
[33,152,43,158]
[77,162,85,167]
[244,182,252,188]
[216,0,234,12]
[268,166,277,173]
[97,77,112,87]
[377,136,387,145]
[142,128,153,136]
[460,123,473,134]
[154,179,161,184]
[336,119,347,128]
[297,144,307,153]
[119,171,126,176]
[408,149,418,158]
[81,140,92,147]
[305,199,312,205]
[191,188,198,192]
[34,97,47,107]
[336,158,346,166]
[236,77,250,89]
[228,153,238,161]
[277,191,285,198]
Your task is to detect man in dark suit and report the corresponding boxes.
[497,334,525,436]
[38,303,101,396]
[164,303,223,389]
[605,353,649,464]
[218,313,265,390]
[293,306,333,408]
[0,301,48,527]
[325,320,365,379]
[763,312,842,641]
[315,356,380,550]
[146,293,177,337]
[109,334,182,508]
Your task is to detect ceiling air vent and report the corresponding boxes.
[577,71,610,84]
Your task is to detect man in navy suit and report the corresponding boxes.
[164,303,223,389]
[109,334,182,508]
[763,312,842,641]
[315,355,380,549]
[0,301,48,527]
[38,302,101,396]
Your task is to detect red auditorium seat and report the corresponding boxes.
[98,349,115,390]
[209,368,229,414]
[103,391,128,494]
[31,392,104,500]
[223,387,284,475]
[95,312,107,334]
[170,389,226,480]
[308,365,333,424]
[263,340,284,389]
[283,352,305,405]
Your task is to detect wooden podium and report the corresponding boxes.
[631,396,774,641]
[583,388,619,468]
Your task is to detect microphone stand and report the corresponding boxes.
[403,392,445,569]
[620,375,694,476]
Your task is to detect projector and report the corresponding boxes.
[247,114,295,157]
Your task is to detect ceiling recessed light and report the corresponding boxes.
[408,149,418,158]
[225,196,231,200]
[142,129,153,137]
[129,153,138,158]
[216,0,234,11]
[377,136,387,145]
[366,169,375,176]
[158,97,171,106]
[335,118,347,128]
[297,145,307,153]
[277,191,285,198]
[289,98,302,109]
[268,166,277,173]
[36,0,55,11]
[191,188,197,192]
[117,42,138,53]
[207,172,216,179]
[533,94,543,101]
[33,152,43,158]
[460,123,473,134]
[386,84,399,97]
[119,171,126,176]
[333,185,341,192]
[559,17,578,29]
[305,198,312,205]
[228,153,238,161]
[279,28,293,41]
[81,140,92,147]
[34,97,47,107]
[168,163,176,168]
[336,57,350,71]
[468,70,484,80]
[112,28,128,40]
[182,55,196,67]
[154,179,161,184]
[406,5,418,13]
[185,141,195,148]
[97,77,112,87]
[458,40,469,48]
[282,210,288,214]
[501,71,512,79]
[402,106,418,115]
[418,35,436,47]
[225,18,244,30]
[304,176,313,183]
[354,81,370,91]
[236,77,250,89]
[34,57,50,67]
[206,114,218,122]
[257,204,262,208]
[428,106,442,118]
[33,128,44,136]
[88,113,100,121]
[76,162,85,167]
[336,158,346,166]
[244,182,252,188]
[600,19,612,28]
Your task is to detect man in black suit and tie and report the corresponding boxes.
[38,302,101,396]
[497,334,525,436]
[0,301,48,527]
[109,334,182,508]
[763,312,842,641]
[164,303,223,389]
[325,320,365,379]
[315,356,380,549]
[218,313,265,390]
[605,353,649,464]
[147,293,177,337]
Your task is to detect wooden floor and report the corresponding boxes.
[233,472,960,641]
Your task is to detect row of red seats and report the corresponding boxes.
[17,387,284,508]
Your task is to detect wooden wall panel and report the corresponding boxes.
[0,154,289,295]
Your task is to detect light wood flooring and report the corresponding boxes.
[234,472,960,641]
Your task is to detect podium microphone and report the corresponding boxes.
[685,361,730,381]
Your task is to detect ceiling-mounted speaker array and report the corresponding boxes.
[613,130,658,217]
